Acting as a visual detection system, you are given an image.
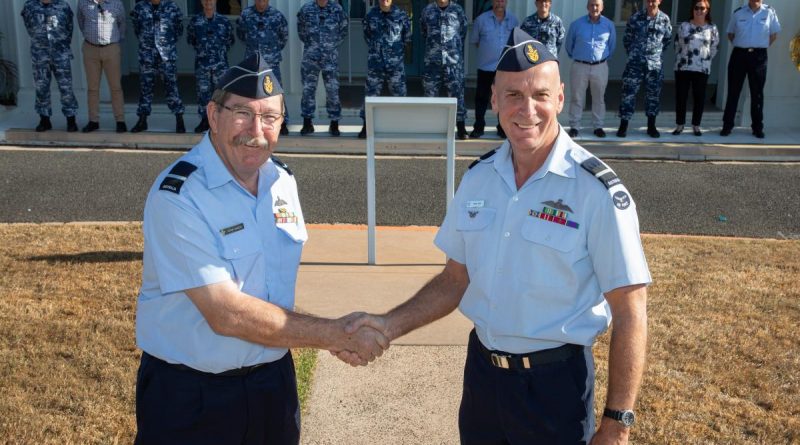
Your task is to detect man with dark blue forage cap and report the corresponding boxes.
[343,28,651,444]
[134,53,389,445]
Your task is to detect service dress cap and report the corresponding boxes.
[496,27,558,72]
[215,53,284,99]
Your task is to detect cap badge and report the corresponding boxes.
[263,75,273,95]
[525,43,539,63]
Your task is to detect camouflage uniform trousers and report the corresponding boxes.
[301,53,341,120]
[619,61,664,120]
[359,66,407,120]
[423,62,466,122]
[137,49,185,116]
[195,60,228,118]
[32,54,78,117]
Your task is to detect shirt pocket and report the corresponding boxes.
[519,215,583,286]
[456,207,496,231]
[219,229,263,289]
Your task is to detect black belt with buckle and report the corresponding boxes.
[575,59,606,65]
[144,352,272,377]
[735,47,766,53]
[476,337,581,370]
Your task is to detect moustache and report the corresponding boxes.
[233,134,270,150]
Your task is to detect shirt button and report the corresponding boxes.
[504,232,510,238]
[512,196,519,202]
[233,248,240,253]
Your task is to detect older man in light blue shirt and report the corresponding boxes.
[468,0,518,139]
[721,0,781,138]
[565,0,616,138]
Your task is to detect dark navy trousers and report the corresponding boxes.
[459,330,595,445]
[135,352,300,445]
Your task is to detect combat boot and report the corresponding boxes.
[357,120,366,139]
[616,119,628,138]
[328,120,340,136]
[176,114,186,134]
[194,117,209,133]
[35,115,52,132]
[469,123,484,139]
[300,118,314,136]
[280,121,289,136]
[66,116,78,132]
[456,121,468,140]
[131,115,148,133]
[646,116,660,138]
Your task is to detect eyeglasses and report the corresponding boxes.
[220,104,284,128]
[694,6,708,11]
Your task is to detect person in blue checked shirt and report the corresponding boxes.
[469,0,518,139]
[236,0,290,135]
[343,28,651,444]
[297,0,349,137]
[520,0,565,60]
[565,0,616,138]
[357,0,411,139]
[720,0,780,139]
[130,0,186,133]
[188,0,235,133]
[134,54,388,445]
[421,0,469,140]
[616,0,672,138]
[20,0,80,133]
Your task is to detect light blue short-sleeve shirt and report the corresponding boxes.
[727,4,781,48]
[470,9,519,72]
[435,131,651,353]
[136,134,307,374]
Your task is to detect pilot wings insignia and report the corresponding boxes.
[541,199,574,213]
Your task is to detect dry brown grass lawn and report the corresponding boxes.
[0,224,798,444]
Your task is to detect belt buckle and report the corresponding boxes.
[490,353,510,369]
[748,48,754,52]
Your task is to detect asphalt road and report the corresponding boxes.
[1,148,799,239]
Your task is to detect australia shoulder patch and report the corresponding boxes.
[159,161,198,194]
[580,157,622,190]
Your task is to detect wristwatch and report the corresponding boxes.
[603,408,635,427]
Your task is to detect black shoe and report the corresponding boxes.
[568,128,579,138]
[593,128,606,138]
[175,114,186,134]
[35,115,52,132]
[131,115,148,133]
[456,121,468,140]
[469,126,484,139]
[647,117,660,138]
[300,118,314,136]
[692,126,702,136]
[194,117,209,133]
[116,121,127,133]
[616,119,628,138]
[496,125,506,139]
[280,121,289,136]
[82,121,100,133]
[357,125,366,139]
[720,127,732,136]
[753,129,765,139]
[66,116,78,132]
[329,120,340,136]
[672,125,684,136]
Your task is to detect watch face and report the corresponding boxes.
[621,411,635,427]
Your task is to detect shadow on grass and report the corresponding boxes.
[27,251,143,263]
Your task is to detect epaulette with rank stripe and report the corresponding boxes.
[271,155,293,175]
[468,147,499,169]
[159,161,197,194]
[580,157,622,189]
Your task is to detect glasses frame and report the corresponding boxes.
[219,104,285,129]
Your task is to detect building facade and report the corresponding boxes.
[3,0,799,128]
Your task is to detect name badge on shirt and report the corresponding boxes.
[466,200,485,208]
[220,223,245,236]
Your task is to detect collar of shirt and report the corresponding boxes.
[491,128,576,190]
[199,134,279,191]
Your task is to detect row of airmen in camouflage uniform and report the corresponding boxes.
[20,0,774,139]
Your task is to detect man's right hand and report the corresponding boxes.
[329,313,390,366]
